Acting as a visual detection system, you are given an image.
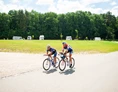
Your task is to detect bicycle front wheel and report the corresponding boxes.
[70,58,75,68]
[43,58,51,71]
[59,59,66,71]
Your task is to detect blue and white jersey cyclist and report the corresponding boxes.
[62,42,73,68]
[46,45,57,67]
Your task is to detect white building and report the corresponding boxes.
[39,35,44,40]
[94,37,101,41]
[13,36,22,40]
[66,36,72,40]
[27,36,32,40]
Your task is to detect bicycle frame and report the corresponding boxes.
[58,53,71,66]
[47,56,54,63]
[59,53,68,61]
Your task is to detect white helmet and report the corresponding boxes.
[47,44,51,49]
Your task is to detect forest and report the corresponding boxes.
[0,10,118,40]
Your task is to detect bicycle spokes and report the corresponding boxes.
[61,60,65,66]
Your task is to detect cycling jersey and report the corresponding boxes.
[47,48,57,57]
[63,44,73,54]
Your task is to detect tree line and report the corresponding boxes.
[0,10,118,40]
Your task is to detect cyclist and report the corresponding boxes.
[46,45,57,67]
[62,42,73,68]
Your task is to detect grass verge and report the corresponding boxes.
[0,40,118,53]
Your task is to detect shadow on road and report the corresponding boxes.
[43,68,57,74]
[59,68,75,75]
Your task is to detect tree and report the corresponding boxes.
[75,29,78,39]
[0,13,10,39]
[115,17,118,39]
[60,33,63,40]
[43,12,58,39]
[58,14,67,39]
[0,10,118,40]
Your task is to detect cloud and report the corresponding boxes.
[0,0,33,13]
[48,0,118,17]
[0,0,3,5]
[1,4,25,13]
[48,0,110,14]
[110,1,117,6]
[111,6,118,16]
[36,0,54,5]
[0,0,118,16]
[48,4,57,13]
[11,0,20,3]
[0,0,5,12]
[48,0,82,13]
[80,0,111,6]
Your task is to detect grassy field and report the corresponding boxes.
[0,40,118,53]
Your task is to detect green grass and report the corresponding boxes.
[0,40,118,53]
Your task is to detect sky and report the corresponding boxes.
[0,0,118,16]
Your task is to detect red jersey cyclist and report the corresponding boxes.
[62,42,73,68]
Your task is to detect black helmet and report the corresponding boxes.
[62,42,66,44]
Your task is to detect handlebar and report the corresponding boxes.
[58,53,66,59]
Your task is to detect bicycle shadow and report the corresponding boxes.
[43,68,57,74]
[59,68,75,75]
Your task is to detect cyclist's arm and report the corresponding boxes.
[62,46,64,52]
[46,50,48,55]
[43,50,48,56]
[48,52,52,56]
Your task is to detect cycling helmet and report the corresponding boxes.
[47,44,51,49]
[62,42,66,44]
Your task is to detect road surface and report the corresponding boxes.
[0,52,118,92]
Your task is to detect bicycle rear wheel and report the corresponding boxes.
[59,59,66,71]
[43,58,51,71]
[55,57,60,68]
[70,58,75,68]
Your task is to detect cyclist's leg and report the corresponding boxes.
[64,50,68,58]
[69,52,72,64]
[68,49,73,67]
[53,52,57,64]
[49,52,55,67]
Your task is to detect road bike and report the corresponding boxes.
[43,55,59,71]
[58,52,75,71]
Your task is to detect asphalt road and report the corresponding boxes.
[0,52,118,92]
